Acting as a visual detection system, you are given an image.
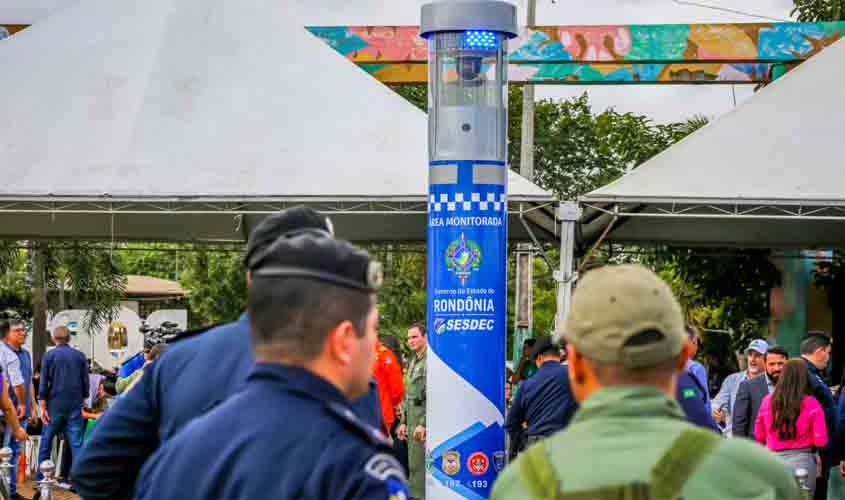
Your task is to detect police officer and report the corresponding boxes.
[504,335,577,454]
[73,207,378,500]
[398,322,426,500]
[491,264,800,500]
[133,229,408,499]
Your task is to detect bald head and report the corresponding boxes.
[53,326,70,344]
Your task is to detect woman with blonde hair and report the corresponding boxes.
[755,359,828,496]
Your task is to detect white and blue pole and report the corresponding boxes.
[421,3,517,499]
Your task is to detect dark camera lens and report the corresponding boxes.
[456,55,483,82]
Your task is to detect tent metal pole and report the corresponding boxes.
[555,202,579,336]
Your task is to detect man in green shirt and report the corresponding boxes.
[492,264,801,500]
[398,322,427,499]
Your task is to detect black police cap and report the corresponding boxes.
[249,232,383,293]
[243,207,333,269]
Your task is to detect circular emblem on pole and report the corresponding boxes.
[467,451,489,476]
[445,232,482,285]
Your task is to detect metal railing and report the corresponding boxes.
[0,447,56,500]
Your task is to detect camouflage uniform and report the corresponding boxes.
[402,349,427,499]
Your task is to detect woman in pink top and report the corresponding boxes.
[755,359,828,496]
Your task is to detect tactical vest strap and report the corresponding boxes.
[650,427,722,500]
[519,428,721,500]
[521,443,563,500]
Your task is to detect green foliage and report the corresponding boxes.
[792,0,845,21]
[114,244,183,281]
[179,248,246,327]
[366,245,427,357]
[44,244,127,334]
[653,249,781,348]
[0,244,31,318]
[390,84,427,112]
[513,93,709,200]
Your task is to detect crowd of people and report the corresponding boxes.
[0,206,840,499]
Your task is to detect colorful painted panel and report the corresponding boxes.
[308,23,845,84]
[0,24,28,40]
[359,62,778,84]
[310,23,845,63]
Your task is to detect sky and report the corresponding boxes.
[2,0,796,123]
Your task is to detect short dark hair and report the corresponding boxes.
[408,322,426,337]
[0,320,8,339]
[800,334,831,356]
[248,277,373,363]
[766,346,789,360]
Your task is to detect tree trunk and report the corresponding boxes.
[31,242,48,370]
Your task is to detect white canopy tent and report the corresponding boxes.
[0,0,557,243]
[578,36,845,249]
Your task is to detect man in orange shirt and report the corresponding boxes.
[373,340,404,436]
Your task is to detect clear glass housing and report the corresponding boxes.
[428,31,508,162]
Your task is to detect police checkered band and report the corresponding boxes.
[428,192,507,213]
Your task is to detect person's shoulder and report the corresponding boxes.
[323,400,392,449]
[308,402,407,498]
[490,456,534,500]
[803,395,823,410]
[160,318,249,364]
[712,438,795,485]
[709,437,794,479]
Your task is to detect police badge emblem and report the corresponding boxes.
[493,451,506,472]
[442,451,461,476]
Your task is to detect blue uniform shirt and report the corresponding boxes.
[505,361,577,439]
[0,342,33,418]
[676,370,719,432]
[134,364,408,500]
[73,314,383,500]
[38,344,88,416]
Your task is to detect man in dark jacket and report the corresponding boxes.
[505,336,577,454]
[36,326,88,486]
[73,207,364,500]
[799,334,836,500]
[732,346,787,438]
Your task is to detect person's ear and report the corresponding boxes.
[326,320,356,366]
[677,341,693,373]
[567,344,586,385]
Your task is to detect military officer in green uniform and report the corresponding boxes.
[398,322,427,500]
[492,264,801,500]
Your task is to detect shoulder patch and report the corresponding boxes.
[364,453,407,483]
[386,478,409,500]
[325,401,391,448]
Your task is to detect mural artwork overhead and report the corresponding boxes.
[308,22,845,84]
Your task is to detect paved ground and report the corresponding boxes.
[19,479,79,500]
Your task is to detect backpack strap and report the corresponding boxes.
[518,427,721,500]
[520,443,651,500]
[520,442,563,500]
[649,427,722,500]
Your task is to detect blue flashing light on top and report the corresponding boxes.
[463,30,498,49]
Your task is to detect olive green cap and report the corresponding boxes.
[561,264,685,369]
